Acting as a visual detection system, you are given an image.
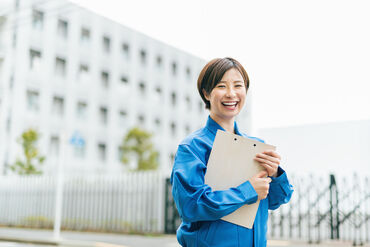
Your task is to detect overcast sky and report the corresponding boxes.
[70,0,370,129]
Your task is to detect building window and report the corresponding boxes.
[103,36,110,53]
[139,49,146,65]
[81,27,90,44]
[171,61,177,76]
[171,92,177,106]
[32,9,44,30]
[138,81,145,95]
[185,96,191,111]
[99,106,108,125]
[156,55,162,68]
[122,43,129,59]
[101,71,109,88]
[138,115,145,125]
[49,136,60,157]
[15,0,20,10]
[29,49,41,71]
[77,101,87,119]
[55,57,66,77]
[57,19,68,38]
[12,30,17,48]
[52,96,64,116]
[170,122,176,136]
[98,143,106,161]
[118,146,123,162]
[119,110,127,126]
[155,86,162,101]
[186,66,191,78]
[0,60,3,84]
[155,118,161,128]
[6,117,11,132]
[199,101,203,112]
[170,152,175,164]
[185,125,191,134]
[9,74,14,90]
[26,90,39,112]
[78,64,89,82]
[0,17,5,31]
[120,76,128,85]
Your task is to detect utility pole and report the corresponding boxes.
[53,132,66,240]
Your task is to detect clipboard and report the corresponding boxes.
[204,129,276,228]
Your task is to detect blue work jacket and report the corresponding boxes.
[170,116,294,247]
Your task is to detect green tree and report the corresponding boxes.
[121,127,159,171]
[10,128,45,175]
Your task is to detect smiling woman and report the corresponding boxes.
[170,57,294,247]
[202,68,247,133]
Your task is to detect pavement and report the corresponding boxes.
[0,227,369,247]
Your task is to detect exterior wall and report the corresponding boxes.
[257,119,370,177]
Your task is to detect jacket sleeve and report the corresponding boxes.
[171,144,258,223]
[267,166,294,210]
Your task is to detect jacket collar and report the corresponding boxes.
[205,115,242,136]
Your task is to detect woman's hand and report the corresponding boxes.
[254,150,281,177]
[249,170,272,200]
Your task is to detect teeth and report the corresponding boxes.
[223,102,237,106]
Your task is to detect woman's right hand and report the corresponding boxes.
[249,170,272,200]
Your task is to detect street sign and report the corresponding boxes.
[69,131,85,147]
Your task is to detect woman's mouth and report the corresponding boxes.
[221,101,238,110]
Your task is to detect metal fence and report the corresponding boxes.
[0,171,164,233]
[0,171,369,246]
[164,173,370,246]
[268,173,370,245]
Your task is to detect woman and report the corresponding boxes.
[170,57,293,247]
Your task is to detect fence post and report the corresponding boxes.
[269,211,275,238]
[289,201,293,238]
[280,207,284,239]
[307,178,312,244]
[329,174,339,240]
[297,183,302,239]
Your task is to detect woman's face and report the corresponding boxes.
[204,68,246,123]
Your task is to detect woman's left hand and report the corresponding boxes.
[254,150,281,177]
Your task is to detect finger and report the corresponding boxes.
[262,150,281,160]
[253,170,268,178]
[254,157,279,168]
[256,153,280,165]
[258,162,274,175]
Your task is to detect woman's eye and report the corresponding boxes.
[235,84,244,88]
[217,85,226,88]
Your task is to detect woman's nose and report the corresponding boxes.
[226,88,236,97]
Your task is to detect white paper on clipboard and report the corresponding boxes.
[204,129,276,229]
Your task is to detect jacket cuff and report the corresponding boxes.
[237,180,258,204]
[269,167,292,196]
[270,166,285,182]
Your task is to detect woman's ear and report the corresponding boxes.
[202,89,210,101]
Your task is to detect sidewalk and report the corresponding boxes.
[1,227,177,247]
[0,227,368,247]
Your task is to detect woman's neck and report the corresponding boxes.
[210,113,235,133]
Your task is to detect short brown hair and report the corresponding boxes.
[197,57,249,109]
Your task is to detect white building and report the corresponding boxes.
[0,0,253,175]
[257,119,370,177]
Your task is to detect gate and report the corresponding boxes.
[164,177,181,234]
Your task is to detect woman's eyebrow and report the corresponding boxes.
[219,80,244,83]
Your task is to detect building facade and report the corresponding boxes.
[0,0,252,175]
[257,119,370,177]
